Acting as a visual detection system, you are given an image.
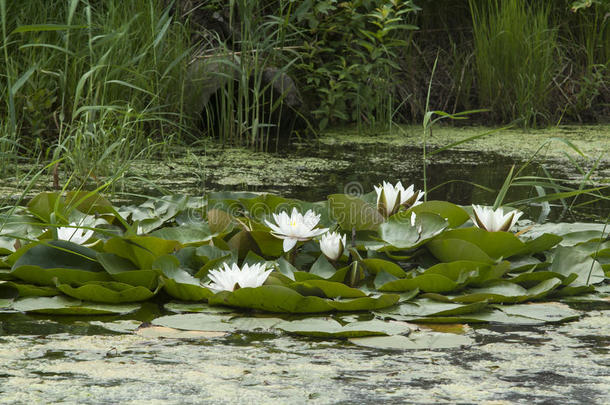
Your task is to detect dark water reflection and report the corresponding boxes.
[209,142,607,223]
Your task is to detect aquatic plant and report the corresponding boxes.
[0,185,606,330]
[471,205,523,233]
[206,262,272,292]
[374,181,424,218]
[56,223,94,245]
[319,231,347,262]
[265,207,328,252]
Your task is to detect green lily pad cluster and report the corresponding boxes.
[0,190,608,332]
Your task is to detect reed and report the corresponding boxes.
[469,0,558,126]
[0,0,192,178]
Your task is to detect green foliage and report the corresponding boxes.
[469,0,558,126]
[0,0,192,177]
[294,0,419,130]
[0,187,607,323]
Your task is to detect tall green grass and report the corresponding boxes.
[199,0,305,151]
[469,0,558,126]
[0,0,192,179]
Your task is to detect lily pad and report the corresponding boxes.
[55,280,158,303]
[275,318,411,338]
[379,212,448,250]
[208,285,333,313]
[408,200,470,228]
[427,228,526,262]
[151,224,215,245]
[164,301,236,314]
[550,246,605,286]
[328,194,384,231]
[11,296,140,314]
[136,326,228,339]
[0,281,59,297]
[350,331,474,350]
[290,279,366,298]
[362,258,407,278]
[104,236,181,270]
[160,262,213,302]
[97,252,160,289]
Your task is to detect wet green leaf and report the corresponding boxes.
[0,281,58,297]
[290,279,367,298]
[56,280,158,303]
[378,273,460,293]
[362,258,407,278]
[209,285,333,313]
[275,318,411,338]
[164,301,236,314]
[408,201,470,228]
[350,331,473,350]
[250,230,284,257]
[11,296,140,314]
[151,224,215,245]
[328,194,384,231]
[427,228,526,261]
[97,252,159,289]
[104,236,180,270]
[158,256,213,302]
[379,212,448,250]
[310,255,337,279]
[377,298,488,318]
[550,246,605,286]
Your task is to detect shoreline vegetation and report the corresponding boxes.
[1,0,608,171]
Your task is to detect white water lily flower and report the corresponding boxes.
[56,223,94,244]
[471,205,523,232]
[319,231,347,261]
[206,262,272,292]
[265,207,329,252]
[374,181,424,217]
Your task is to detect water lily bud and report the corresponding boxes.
[375,181,404,217]
[375,181,424,218]
[319,231,347,261]
[471,205,523,232]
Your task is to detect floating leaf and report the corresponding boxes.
[0,281,58,297]
[328,194,384,231]
[377,298,488,318]
[158,256,213,302]
[208,285,333,313]
[275,318,411,338]
[350,331,473,350]
[11,240,109,286]
[550,246,605,286]
[152,313,236,332]
[408,201,470,228]
[378,273,461,293]
[427,228,526,262]
[97,252,159,289]
[55,280,158,303]
[11,296,140,314]
[290,279,366,298]
[362,258,407,278]
[151,224,215,245]
[104,236,180,270]
[379,212,448,250]
[164,301,235,314]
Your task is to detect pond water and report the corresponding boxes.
[126,137,608,222]
[1,129,609,404]
[0,305,609,404]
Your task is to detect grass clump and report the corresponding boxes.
[469,0,558,127]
